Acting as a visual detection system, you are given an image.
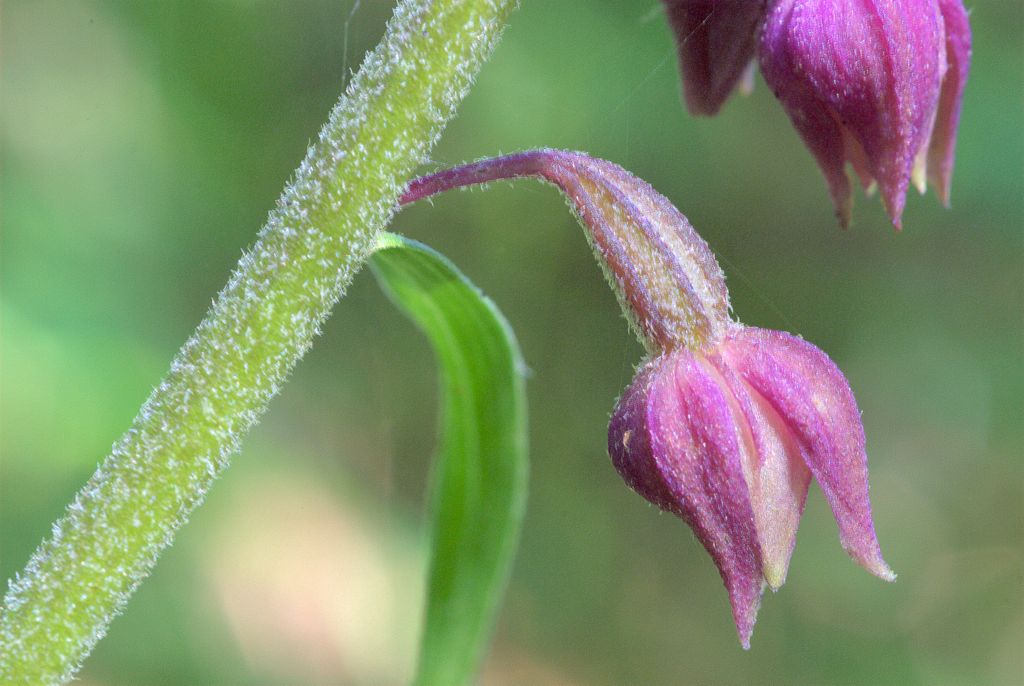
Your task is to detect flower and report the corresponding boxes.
[608,326,895,648]
[401,149,894,647]
[662,0,972,228]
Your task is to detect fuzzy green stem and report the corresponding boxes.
[0,1,516,682]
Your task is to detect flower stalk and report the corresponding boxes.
[0,1,515,683]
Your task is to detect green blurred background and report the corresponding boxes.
[2,2,1022,684]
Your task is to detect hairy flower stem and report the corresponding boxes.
[402,150,553,203]
[0,1,515,682]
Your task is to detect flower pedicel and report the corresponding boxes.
[401,149,894,647]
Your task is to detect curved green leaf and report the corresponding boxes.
[370,233,528,686]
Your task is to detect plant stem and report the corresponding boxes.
[0,1,516,682]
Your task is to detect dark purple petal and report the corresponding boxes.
[759,0,946,228]
[661,1,767,116]
[722,328,895,581]
[609,351,763,647]
[929,0,972,205]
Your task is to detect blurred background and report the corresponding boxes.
[2,1,1022,684]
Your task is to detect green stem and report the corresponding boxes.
[0,1,516,682]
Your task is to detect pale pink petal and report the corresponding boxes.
[710,350,812,590]
[722,328,895,582]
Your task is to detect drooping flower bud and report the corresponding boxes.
[608,327,894,647]
[661,0,972,228]
[400,150,893,648]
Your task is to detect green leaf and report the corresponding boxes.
[370,233,528,686]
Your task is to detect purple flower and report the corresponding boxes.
[662,0,971,228]
[401,149,894,648]
[608,326,894,648]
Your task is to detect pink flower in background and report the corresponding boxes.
[402,150,895,647]
[662,0,972,227]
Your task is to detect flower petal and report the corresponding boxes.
[661,0,767,116]
[759,0,945,228]
[721,328,895,582]
[758,0,855,226]
[609,351,764,647]
[928,0,972,205]
[710,348,812,590]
